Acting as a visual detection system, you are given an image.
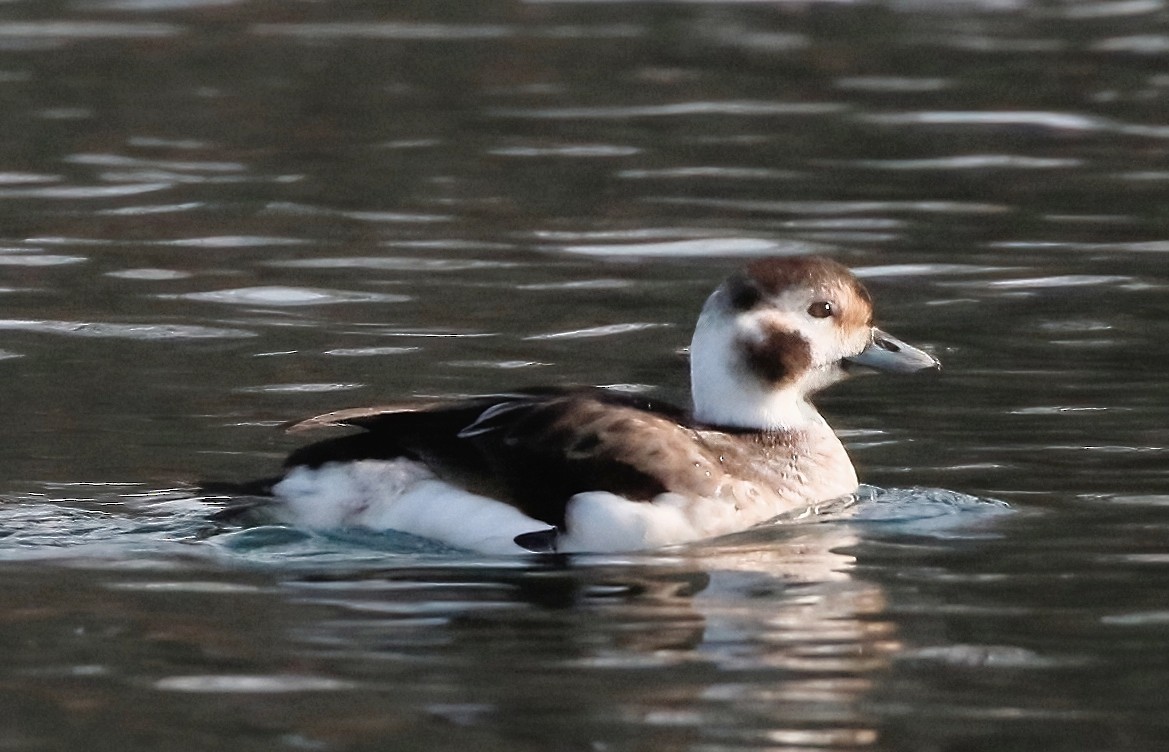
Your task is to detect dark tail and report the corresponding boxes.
[198,477,280,524]
[199,477,280,497]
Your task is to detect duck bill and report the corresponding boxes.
[845,328,940,374]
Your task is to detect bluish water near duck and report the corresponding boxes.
[1,1,1169,750]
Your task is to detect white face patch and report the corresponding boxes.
[689,274,875,430]
[742,288,871,369]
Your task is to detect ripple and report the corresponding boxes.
[238,383,364,394]
[106,268,192,280]
[447,359,550,369]
[856,263,1008,278]
[861,110,1104,131]
[533,24,643,39]
[1035,319,1115,333]
[1104,494,1169,507]
[67,152,246,173]
[1093,35,1169,53]
[841,486,1012,539]
[324,346,420,357]
[0,21,181,40]
[491,100,846,120]
[861,109,1169,139]
[273,256,514,272]
[0,253,86,266]
[0,172,59,185]
[922,35,1065,54]
[842,154,1082,170]
[992,239,1169,253]
[1060,0,1164,18]
[251,22,513,40]
[1009,406,1117,416]
[106,580,264,594]
[617,166,801,180]
[378,138,443,150]
[261,202,452,224]
[84,0,241,8]
[160,236,310,248]
[1102,611,1169,626]
[516,278,633,291]
[98,202,205,216]
[784,218,907,230]
[0,182,172,199]
[489,143,641,157]
[125,136,212,149]
[354,329,495,340]
[525,322,666,340]
[555,237,813,257]
[155,674,355,693]
[532,227,718,242]
[835,76,952,92]
[987,275,1133,288]
[902,644,1054,668]
[1049,444,1166,454]
[98,169,249,185]
[1117,170,1169,181]
[250,21,640,42]
[170,286,409,306]
[704,27,809,53]
[24,236,116,247]
[339,210,453,223]
[0,319,255,340]
[648,197,1010,215]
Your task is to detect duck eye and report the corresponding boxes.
[807,301,834,319]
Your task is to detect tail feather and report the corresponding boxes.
[199,477,280,497]
[199,477,280,524]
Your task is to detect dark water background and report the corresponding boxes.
[1,1,1168,750]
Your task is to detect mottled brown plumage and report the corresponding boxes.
[277,386,856,534]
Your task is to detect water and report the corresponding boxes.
[1,0,1169,749]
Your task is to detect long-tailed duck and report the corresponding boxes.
[212,256,939,554]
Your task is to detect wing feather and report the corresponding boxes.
[284,401,452,433]
[275,387,706,530]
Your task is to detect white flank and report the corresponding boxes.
[272,460,546,555]
[689,296,820,430]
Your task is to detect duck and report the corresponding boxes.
[211,256,939,554]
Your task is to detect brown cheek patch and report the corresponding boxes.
[743,329,812,386]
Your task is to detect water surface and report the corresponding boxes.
[1,1,1168,750]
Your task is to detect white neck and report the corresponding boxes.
[689,305,824,431]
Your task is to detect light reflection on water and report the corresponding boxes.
[0,483,1006,750]
[0,0,1167,749]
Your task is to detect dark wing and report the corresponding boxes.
[282,387,702,530]
[282,395,507,472]
[453,389,710,529]
[201,400,492,501]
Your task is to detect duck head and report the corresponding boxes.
[689,256,939,430]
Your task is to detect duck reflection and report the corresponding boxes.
[284,515,895,751]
